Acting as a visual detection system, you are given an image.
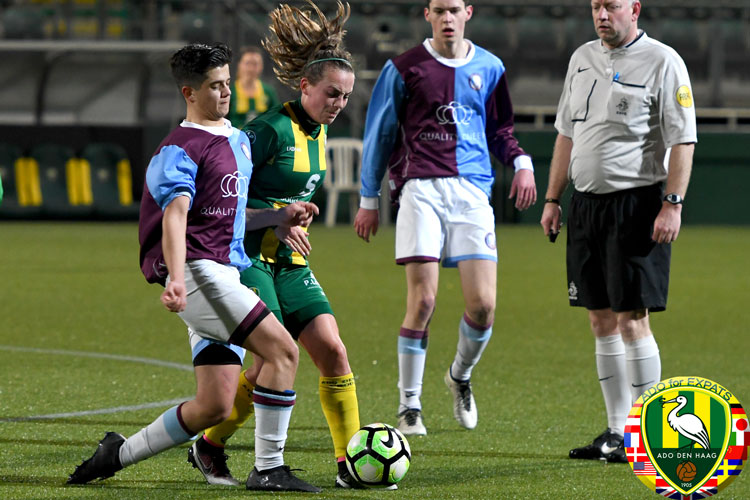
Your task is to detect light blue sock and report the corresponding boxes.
[450,314,492,381]
[119,403,195,467]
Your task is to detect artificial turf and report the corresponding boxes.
[1,222,747,499]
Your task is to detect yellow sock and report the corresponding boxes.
[319,373,360,459]
[204,369,255,446]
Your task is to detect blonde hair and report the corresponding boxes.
[263,0,352,90]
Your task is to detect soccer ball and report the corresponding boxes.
[677,460,697,481]
[345,422,411,488]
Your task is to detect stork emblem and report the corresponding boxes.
[662,395,711,451]
[639,381,734,497]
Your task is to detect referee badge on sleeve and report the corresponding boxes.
[676,86,693,108]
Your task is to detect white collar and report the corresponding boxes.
[423,38,475,67]
[180,118,234,137]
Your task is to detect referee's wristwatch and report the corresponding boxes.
[663,193,683,205]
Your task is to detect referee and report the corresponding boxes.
[540,0,696,463]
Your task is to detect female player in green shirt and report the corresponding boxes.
[187,0,367,490]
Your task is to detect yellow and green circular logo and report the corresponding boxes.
[626,376,748,498]
[676,85,693,108]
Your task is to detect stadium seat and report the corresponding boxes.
[323,138,363,227]
[104,0,132,39]
[564,14,597,55]
[0,143,42,218]
[514,15,566,78]
[365,11,420,70]
[238,12,272,48]
[81,142,138,219]
[344,13,371,66]
[71,1,99,39]
[30,144,93,218]
[1,5,45,39]
[14,157,43,209]
[660,19,708,79]
[181,10,214,43]
[468,15,513,60]
[721,19,750,79]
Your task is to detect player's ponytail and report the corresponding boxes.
[263,0,353,90]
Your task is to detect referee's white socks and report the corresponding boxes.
[595,335,630,436]
[595,334,661,437]
[624,335,661,402]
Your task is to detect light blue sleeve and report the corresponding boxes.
[146,145,198,210]
[360,60,406,198]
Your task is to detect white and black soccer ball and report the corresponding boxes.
[345,422,411,488]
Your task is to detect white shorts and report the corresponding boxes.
[170,259,269,348]
[395,177,497,267]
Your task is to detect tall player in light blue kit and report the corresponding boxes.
[354,0,537,436]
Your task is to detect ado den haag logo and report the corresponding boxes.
[626,376,749,498]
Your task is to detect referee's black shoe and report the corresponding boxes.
[569,428,628,463]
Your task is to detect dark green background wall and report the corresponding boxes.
[493,131,750,225]
[2,128,747,225]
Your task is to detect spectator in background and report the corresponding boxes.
[227,46,280,127]
[540,0,696,463]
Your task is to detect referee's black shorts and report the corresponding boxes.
[566,183,670,312]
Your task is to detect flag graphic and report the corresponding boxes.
[624,417,640,448]
[730,415,748,446]
[716,459,743,476]
[633,460,656,475]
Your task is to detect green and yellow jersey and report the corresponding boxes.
[243,99,327,266]
[227,79,280,128]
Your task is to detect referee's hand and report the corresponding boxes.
[652,203,682,243]
[540,202,562,242]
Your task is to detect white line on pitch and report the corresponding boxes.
[0,344,193,371]
[2,397,191,422]
[0,345,194,422]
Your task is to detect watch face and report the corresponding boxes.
[665,193,682,204]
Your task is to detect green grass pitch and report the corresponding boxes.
[0,221,748,499]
